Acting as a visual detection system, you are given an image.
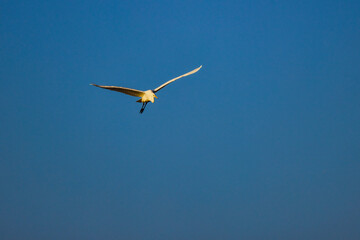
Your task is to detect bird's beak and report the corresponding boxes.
[154,94,158,98]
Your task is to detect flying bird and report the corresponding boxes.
[91,65,202,113]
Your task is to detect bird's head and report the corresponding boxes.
[151,91,158,101]
[151,93,158,103]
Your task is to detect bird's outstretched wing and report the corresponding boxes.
[153,65,202,93]
[90,84,145,97]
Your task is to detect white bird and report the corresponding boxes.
[91,65,202,113]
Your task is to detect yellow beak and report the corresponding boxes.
[154,94,158,98]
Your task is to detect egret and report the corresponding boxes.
[91,65,202,113]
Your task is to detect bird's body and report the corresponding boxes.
[91,65,202,113]
[138,90,157,103]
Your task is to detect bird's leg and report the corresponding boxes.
[139,102,148,114]
[140,103,145,114]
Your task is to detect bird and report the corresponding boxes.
[91,65,202,113]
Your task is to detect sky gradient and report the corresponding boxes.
[1,0,360,239]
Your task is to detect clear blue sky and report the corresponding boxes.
[1,0,360,239]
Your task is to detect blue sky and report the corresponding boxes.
[1,0,360,239]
